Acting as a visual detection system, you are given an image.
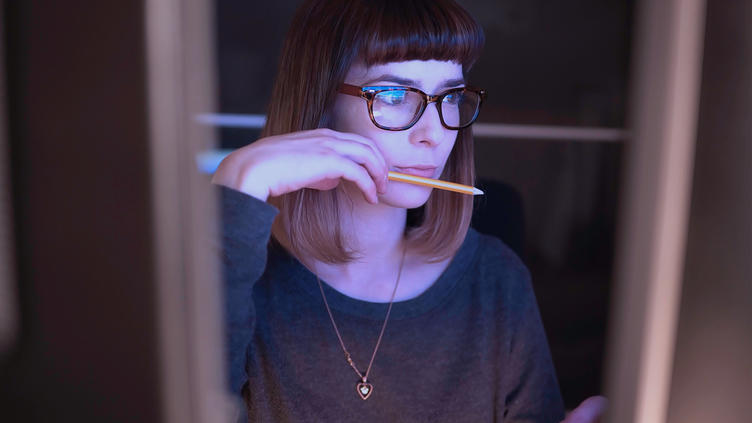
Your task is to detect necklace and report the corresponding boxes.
[315,246,407,400]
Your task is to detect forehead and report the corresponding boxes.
[345,60,464,90]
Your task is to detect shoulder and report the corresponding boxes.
[467,227,532,286]
[462,227,540,319]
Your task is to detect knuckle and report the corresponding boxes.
[313,146,334,158]
[315,127,336,136]
[317,139,333,150]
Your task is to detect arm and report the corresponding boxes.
[219,185,279,394]
[502,264,566,422]
[213,128,389,394]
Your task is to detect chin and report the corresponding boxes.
[379,183,433,209]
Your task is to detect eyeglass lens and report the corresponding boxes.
[371,89,480,129]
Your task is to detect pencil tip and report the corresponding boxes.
[473,188,484,195]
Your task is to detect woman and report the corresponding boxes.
[213,0,604,421]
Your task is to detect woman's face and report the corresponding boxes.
[331,60,464,209]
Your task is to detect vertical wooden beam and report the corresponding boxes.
[2,0,225,420]
[144,0,228,422]
[666,0,752,421]
[0,0,19,358]
[2,1,161,420]
[605,0,706,422]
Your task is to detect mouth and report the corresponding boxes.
[393,166,438,178]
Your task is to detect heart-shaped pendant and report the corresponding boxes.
[356,382,373,400]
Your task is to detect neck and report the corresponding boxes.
[304,186,410,302]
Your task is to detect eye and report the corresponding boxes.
[377,90,407,105]
[443,92,462,105]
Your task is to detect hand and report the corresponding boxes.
[561,396,608,423]
[211,128,389,204]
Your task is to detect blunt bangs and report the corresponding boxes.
[357,0,485,71]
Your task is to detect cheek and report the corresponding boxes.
[331,96,400,162]
[331,97,373,133]
[439,136,459,167]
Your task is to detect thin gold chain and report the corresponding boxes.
[315,246,407,383]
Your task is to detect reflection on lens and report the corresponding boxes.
[373,90,422,129]
[371,88,481,130]
[442,90,479,129]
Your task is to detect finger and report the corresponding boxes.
[307,178,340,191]
[325,130,389,173]
[327,159,379,204]
[562,396,608,423]
[309,129,389,184]
[316,137,388,193]
[279,128,389,192]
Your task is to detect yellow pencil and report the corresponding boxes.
[387,171,484,196]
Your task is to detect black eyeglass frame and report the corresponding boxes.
[339,83,487,131]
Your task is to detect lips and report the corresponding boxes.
[393,166,438,178]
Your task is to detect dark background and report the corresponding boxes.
[214,0,633,407]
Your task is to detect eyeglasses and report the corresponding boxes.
[339,83,487,131]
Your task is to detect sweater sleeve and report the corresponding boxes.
[218,185,279,395]
[501,255,566,422]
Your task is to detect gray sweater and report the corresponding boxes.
[220,186,565,422]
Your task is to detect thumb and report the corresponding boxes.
[561,396,608,423]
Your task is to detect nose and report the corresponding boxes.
[408,101,449,147]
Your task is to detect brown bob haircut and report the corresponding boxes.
[264,0,485,264]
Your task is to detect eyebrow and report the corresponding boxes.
[362,74,466,89]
